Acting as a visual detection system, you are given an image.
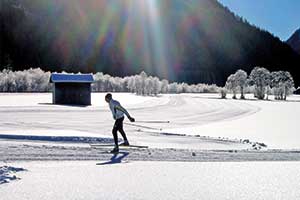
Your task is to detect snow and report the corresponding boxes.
[0,93,299,149]
[50,73,94,83]
[0,92,160,107]
[1,92,300,198]
[166,94,300,149]
[0,165,26,184]
[0,161,300,200]
[0,94,254,149]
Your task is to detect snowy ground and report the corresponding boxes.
[0,165,26,184]
[166,94,300,149]
[1,161,300,200]
[1,92,300,199]
[0,93,299,149]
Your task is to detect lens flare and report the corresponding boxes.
[39,0,218,80]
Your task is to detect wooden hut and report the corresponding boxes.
[50,73,94,105]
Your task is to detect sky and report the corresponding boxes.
[218,0,300,41]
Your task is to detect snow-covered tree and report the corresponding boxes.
[152,77,161,96]
[161,79,169,94]
[125,76,136,93]
[249,67,271,100]
[271,71,294,100]
[265,86,271,100]
[168,83,178,93]
[0,68,50,92]
[93,72,105,92]
[0,68,222,95]
[139,71,147,95]
[220,87,227,99]
[225,74,238,99]
[234,69,247,99]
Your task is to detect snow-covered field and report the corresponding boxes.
[1,161,300,200]
[1,92,300,199]
[0,93,299,149]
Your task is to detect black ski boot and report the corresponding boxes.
[121,140,130,146]
[110,146,119,153]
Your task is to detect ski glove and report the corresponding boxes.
[129,117,135,122]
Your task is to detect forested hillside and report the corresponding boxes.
[1,0,300,86]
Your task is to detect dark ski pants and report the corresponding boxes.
[112,117,128,146]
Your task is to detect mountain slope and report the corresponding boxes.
[287,28,300,55]
[1,0,300,86]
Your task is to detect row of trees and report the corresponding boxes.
[0,68,220,94]
[92,71,219,95]
[0,68,51,92]
[0,68,295,101]
[224,67,295,100]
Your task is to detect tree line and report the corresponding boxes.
[0,67,295,101]
[0,68,219,94]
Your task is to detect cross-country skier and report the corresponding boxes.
[105,93,135,153]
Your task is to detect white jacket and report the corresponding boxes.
[109,99,130,120]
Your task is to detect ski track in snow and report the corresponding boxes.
[1,139,300,162]
[1,93,300,162]
[0,93,259,141]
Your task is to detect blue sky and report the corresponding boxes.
[218,0,300,41]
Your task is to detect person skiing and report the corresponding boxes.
[105,93,135,153]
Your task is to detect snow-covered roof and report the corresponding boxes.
[50,73,94,83]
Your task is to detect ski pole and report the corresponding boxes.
[134,120,170,124]
[124,122,162,131]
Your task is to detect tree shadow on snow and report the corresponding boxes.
[96,152,130,166]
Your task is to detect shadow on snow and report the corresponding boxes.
[96,152,130,165]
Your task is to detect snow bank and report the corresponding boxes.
[0,165,26,184]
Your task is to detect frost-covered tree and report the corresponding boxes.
[181,83,189,93]
[220,87,227,99]
[234,69,247,99]
[126,76,136,93]
[249,67,271,100]
[225,74,238,99]
[161,79,169,94]
[0,68,223,95]
[0,68,50,92]
[152,77,161,96]
[139,71,147,95]
[265,86,271,100]
[168,83,178,93]
[29,68,51,92]
[271,71,294,100]
[92,72,102,91]
[271,71,283,100]
[281,71,294,100]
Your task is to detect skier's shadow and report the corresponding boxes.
[96,152,130,165]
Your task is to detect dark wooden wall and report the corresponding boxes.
[53,83,91,105]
